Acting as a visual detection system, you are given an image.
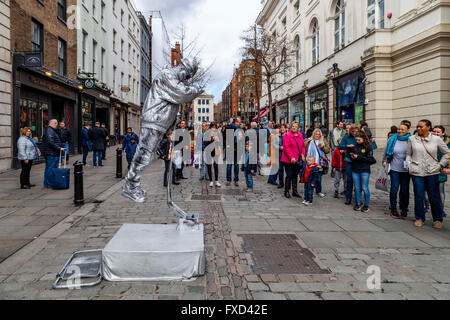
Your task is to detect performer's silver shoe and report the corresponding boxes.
[122,184,147,203]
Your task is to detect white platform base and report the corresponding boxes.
[102,224,205,282]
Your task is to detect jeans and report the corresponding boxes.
[20,160,33,187]
[207,163,219,182]
[352,171,371,206]
[93,151,103,166]
[277,161,285,187]
[345,162,354,201]
[200,156,210,180]
[82,146,89,165]
[411,175,443,222]
[244,168,253,189]
[164,159,176,185]
[227,163,239,182]
[439,182,446,216]
[127,158,133,169]
[304,183,314,202]
[389,170,410,212]
[315,173,323,194]
[44,156,59,188]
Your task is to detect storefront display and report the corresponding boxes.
[290,95,305,130]
[309,87,328,129]
[336,71,365,124]
[276,103,288,124]
[20,98,48,143]
[81,97,94,126]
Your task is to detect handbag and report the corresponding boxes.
[421,138,445,173]
[371,140,378,150]
[293,136,305,170]
[314,141,330,174]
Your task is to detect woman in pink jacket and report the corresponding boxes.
[281,121,306,198]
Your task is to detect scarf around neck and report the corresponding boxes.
[386,133,411,160]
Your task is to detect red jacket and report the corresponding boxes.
[281,131,306,164]
[332,149,346,171]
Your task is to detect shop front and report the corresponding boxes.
[290,93,306,130]
[127,103,142,134]
[276,101,288,124]
[110,98,128,144]
[335,70,365,125]
[308,85,329,129]
[14,68,79,168]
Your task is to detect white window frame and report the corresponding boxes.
[334,0,345,51]
[367,0,385,31]
[295,35,301,74]
[311,21,319,65]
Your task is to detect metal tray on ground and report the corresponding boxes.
[53,249,103,289]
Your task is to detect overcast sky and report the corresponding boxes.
[133,0,262,103]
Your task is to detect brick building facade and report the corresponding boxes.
[0,0,12,172]
[10,0,81,168]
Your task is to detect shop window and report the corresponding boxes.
[20,98,48,143]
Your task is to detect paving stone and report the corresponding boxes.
[252,292,286,300]
[299,283,326,292]
[381,283,409,292]
[383,274,415,283]
[432,293,450,300]
[157,295,179,300]
[325,283,354,292]
[247,283,269,291]
[345,232,431,248]
[321,293,354,300]
[268,282,301,292]
[332,219,384,232]
[402,293,434,300]
[296,232,359,248]
[288,292,321,300]
[228,219,272,231]
[432,284,450,292]
[301,220,343,232]
[266,219,307,231]
[260,274,277,282]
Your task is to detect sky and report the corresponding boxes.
[133,0,262,103]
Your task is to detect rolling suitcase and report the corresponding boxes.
[51,150,70,190]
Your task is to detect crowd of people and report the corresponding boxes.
[17,116,450,229]
[159,117,449,230]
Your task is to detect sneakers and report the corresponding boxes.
[414,220,424,227]
[318,193,326,198]
[245,188,254,193]
[302,201,312,206]
[400,210,408,220]
[433,221,443,229]
[226,182,231,186]
[345,200,352,205]
[334,191,339,199]
[391,210,401,219]
[234,182,239,187]
[215,182,222,188]
[361,206,370,213]
[209,182,214,188]
[353,204,362,211]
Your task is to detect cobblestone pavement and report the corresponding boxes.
[0,149,449,300]
[0,147,124,263]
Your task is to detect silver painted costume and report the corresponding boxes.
[123,58,204,203]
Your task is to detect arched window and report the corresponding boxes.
[312,20,319,65]
[295,35,301,74]
[334,0,345,50]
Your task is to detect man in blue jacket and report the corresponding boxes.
[41,119,66,188]
[81,123,92,166]
[122,127,139,151]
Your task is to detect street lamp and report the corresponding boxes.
[332,63,341,78]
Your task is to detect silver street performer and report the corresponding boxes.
[123,58,204,202]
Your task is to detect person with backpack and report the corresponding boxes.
[305,128,331,198]
[350,131,377,213]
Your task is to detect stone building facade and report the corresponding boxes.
[0,0,11,172]
[257,0,450,146]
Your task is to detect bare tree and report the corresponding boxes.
[171,23,214,121]
[241,24,295,121]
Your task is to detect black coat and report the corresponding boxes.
[41,126,63,157]
[158,136,171,158]
[89,126,106,151]
[351,144,376,173]
[57,127,72,144]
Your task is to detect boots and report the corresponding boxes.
[284,177,292,198]
[292,179,302,198]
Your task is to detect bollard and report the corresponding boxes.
[116,148,123,179]
[73,161,84,206]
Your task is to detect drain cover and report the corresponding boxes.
[239,234,330,275]
[215,189,244,196]
[191,194,222,201]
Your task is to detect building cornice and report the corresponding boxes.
[256,0,281,26]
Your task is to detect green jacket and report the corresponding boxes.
[438,137,450,182]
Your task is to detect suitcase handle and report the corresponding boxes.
[59,149,68,168]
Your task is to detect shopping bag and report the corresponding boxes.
[375,169,390,193]
[173,150,183,169]
[51,150,70,190]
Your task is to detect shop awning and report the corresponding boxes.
[252,105,275,121]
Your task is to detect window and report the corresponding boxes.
[334,0,345,51]
[101,48,105,81]
[311,20,319,65]
[282,47,287,82]
[202,108,205,113]
[295,35,301,74]
[198,108,201,113]
[82,31,88,70]
[113,30,117,52]
[121,39,124,60]
[121,10,124,26]
[113,66,117,93]
[101,2,105,27]
[92,40,97,74]
[294,0,300,16]
[198,100,201,104]
[113,0,116,14]
[31,19,43,54]
[206,109,209,114]
[367,0,385,31]
[92,0,96,19]
[58,0,67,22]
[202,100,205,105]
[57,38,66,75]
[206,100,209,105]
[198,117,201,122]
